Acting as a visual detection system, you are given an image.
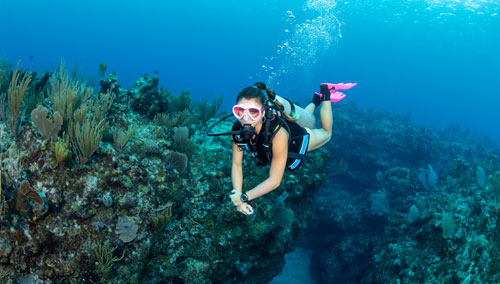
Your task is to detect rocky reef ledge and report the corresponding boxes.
[0,61,328,283]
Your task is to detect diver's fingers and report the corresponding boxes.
[230,192,243,206]
[246,205,254,215]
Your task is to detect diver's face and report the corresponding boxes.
[233,98,264,126]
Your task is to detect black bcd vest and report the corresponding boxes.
[231,116,309,171]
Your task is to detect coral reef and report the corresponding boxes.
[3,58,498,284]
[302,102,500,283]
[0,59,328,283]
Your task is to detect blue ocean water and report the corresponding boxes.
[1,1,500,283]
[2,0,499,144]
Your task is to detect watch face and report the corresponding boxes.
[241,194,248,202]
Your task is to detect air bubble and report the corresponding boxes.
[256,0,341,85]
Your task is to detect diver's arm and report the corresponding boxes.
[231,141,254,215]
[246,129,288,201]
[231,141,244,192]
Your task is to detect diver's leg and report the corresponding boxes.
[275,95,316,128]
[305,92,321,114]
[305,100,333,151]
[320,100,332,133]
[305,103,315,114]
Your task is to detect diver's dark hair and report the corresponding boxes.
[236,82,272,105]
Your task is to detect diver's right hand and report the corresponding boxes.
[236,203,254,215]
[230,190,243,207]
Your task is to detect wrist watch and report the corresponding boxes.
[240,193,249,203]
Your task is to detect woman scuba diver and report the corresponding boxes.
[207,81,356,215]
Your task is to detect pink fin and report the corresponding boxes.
[315,82,356,103]
[330,92,346,102]
[321,82,357,91]
[314,91,347,102]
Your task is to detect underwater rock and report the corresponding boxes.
[274,207,294,229]
[0,62,331,283]
[304,101,500,283]
[3,62,497,283]
[128,74,169,118]
[99,193,113,207]
[0,237,12,264]
[99,71,121,96]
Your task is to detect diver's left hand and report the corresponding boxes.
[230,190,243,207]
[236,203,254,215]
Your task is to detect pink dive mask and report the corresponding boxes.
[232,104,264,121]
